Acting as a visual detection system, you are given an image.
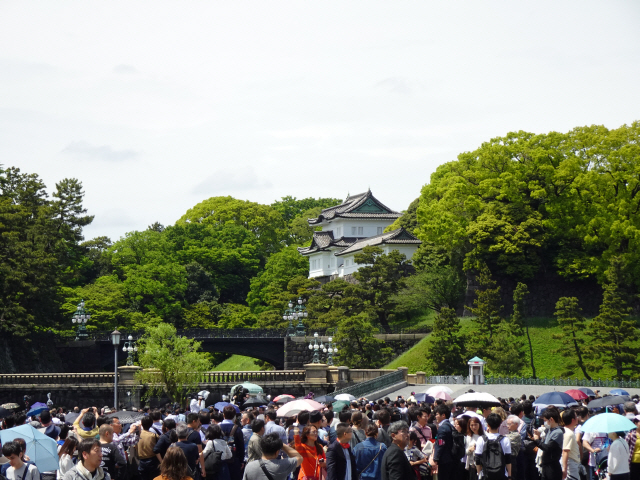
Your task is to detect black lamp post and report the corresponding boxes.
[72,300,91,341]
[111,330,121,409]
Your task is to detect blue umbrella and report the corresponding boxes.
[214,401,231,411]
[414,393,436,404]
[533,392,578,407]
[581,412,636,433]
[27,402,49,418]
[0,424,59,472]
[609,388,630,396]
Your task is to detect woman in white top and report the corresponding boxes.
[56,437,78,480]
[607,431,630,480]
[203,424,233,480]
[465,416,483,480]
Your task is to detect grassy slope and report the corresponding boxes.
[212,355,264,371]
[385,316,638,379]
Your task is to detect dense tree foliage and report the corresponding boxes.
[0,167,93,336]
[334,313,393,369]
[418,122,640,285]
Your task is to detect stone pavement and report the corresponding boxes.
[374,383,640,401]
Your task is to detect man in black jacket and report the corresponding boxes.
[431,404,454,480]
[381,421,414,480]
[326,423,357,480]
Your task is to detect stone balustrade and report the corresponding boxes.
[0,373,114,386]
[0,364,409,407]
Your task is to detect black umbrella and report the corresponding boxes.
[274,397,295,405]
[587,395,629,409]
[242,396,269,409]
[314,396,335,404]
[64,412,80,424]
[0,407,11,419]
[106,410,145,424]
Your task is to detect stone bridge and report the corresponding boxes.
[53,330,427,373]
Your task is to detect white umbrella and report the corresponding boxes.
[335,393,356,401]
[459,411,485,422]
[276,399,325,418]
[197,390,210,400]
[426,386,453,395]
[453,392,501,407]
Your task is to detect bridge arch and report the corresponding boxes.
[197,338,285,370]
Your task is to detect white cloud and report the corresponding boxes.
[61,142,139,162]
[112,64,138,74]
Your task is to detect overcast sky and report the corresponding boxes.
[1,1,639,242]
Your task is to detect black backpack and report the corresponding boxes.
[204,445,223,475]
[481,435,505,480]
[451,430,465,461]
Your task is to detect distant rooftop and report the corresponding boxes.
[297,227,420,256]
[307,189,401,225]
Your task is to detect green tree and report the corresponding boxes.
[584,259,640,379]
[485,321,526,376]
[512,283,536,378]
[385,197,420,234]
[270,196,341,224]
[468,265,503,358]
[246,246,309,314]
[553,297,591,379]
[0,167,92,335]
[394,265,466,314]
[334,313,393,368]
[425,307,466,375]
[178,196,286,259]
[416,122,640,286]
[353,246,413,333]
[49,178,94,286]
[165,222,261,304]
[61,275,129,331]
[135,323,212,405]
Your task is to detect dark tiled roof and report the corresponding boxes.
[334,228,421,256]
[297,232,360,255]
[307,189,401,225]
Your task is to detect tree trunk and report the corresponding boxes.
[525,324,536,379]
[572,333,591,380]
[379,312,392,334]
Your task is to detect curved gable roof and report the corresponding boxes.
[307,189,401,225]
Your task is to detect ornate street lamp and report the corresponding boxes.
[308,332,324,364]
[295,297,308,337]
[72,300,91,341]
[110,330,121,409]
[323,332,338,366]
[283,296,309,337]
[122,335,138,366]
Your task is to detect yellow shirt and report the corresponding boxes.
[633,436,640,463]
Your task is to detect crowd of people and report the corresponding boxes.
[0,390,639,480]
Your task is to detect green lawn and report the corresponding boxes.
[212,355,266,371]
[385,315,638,379]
